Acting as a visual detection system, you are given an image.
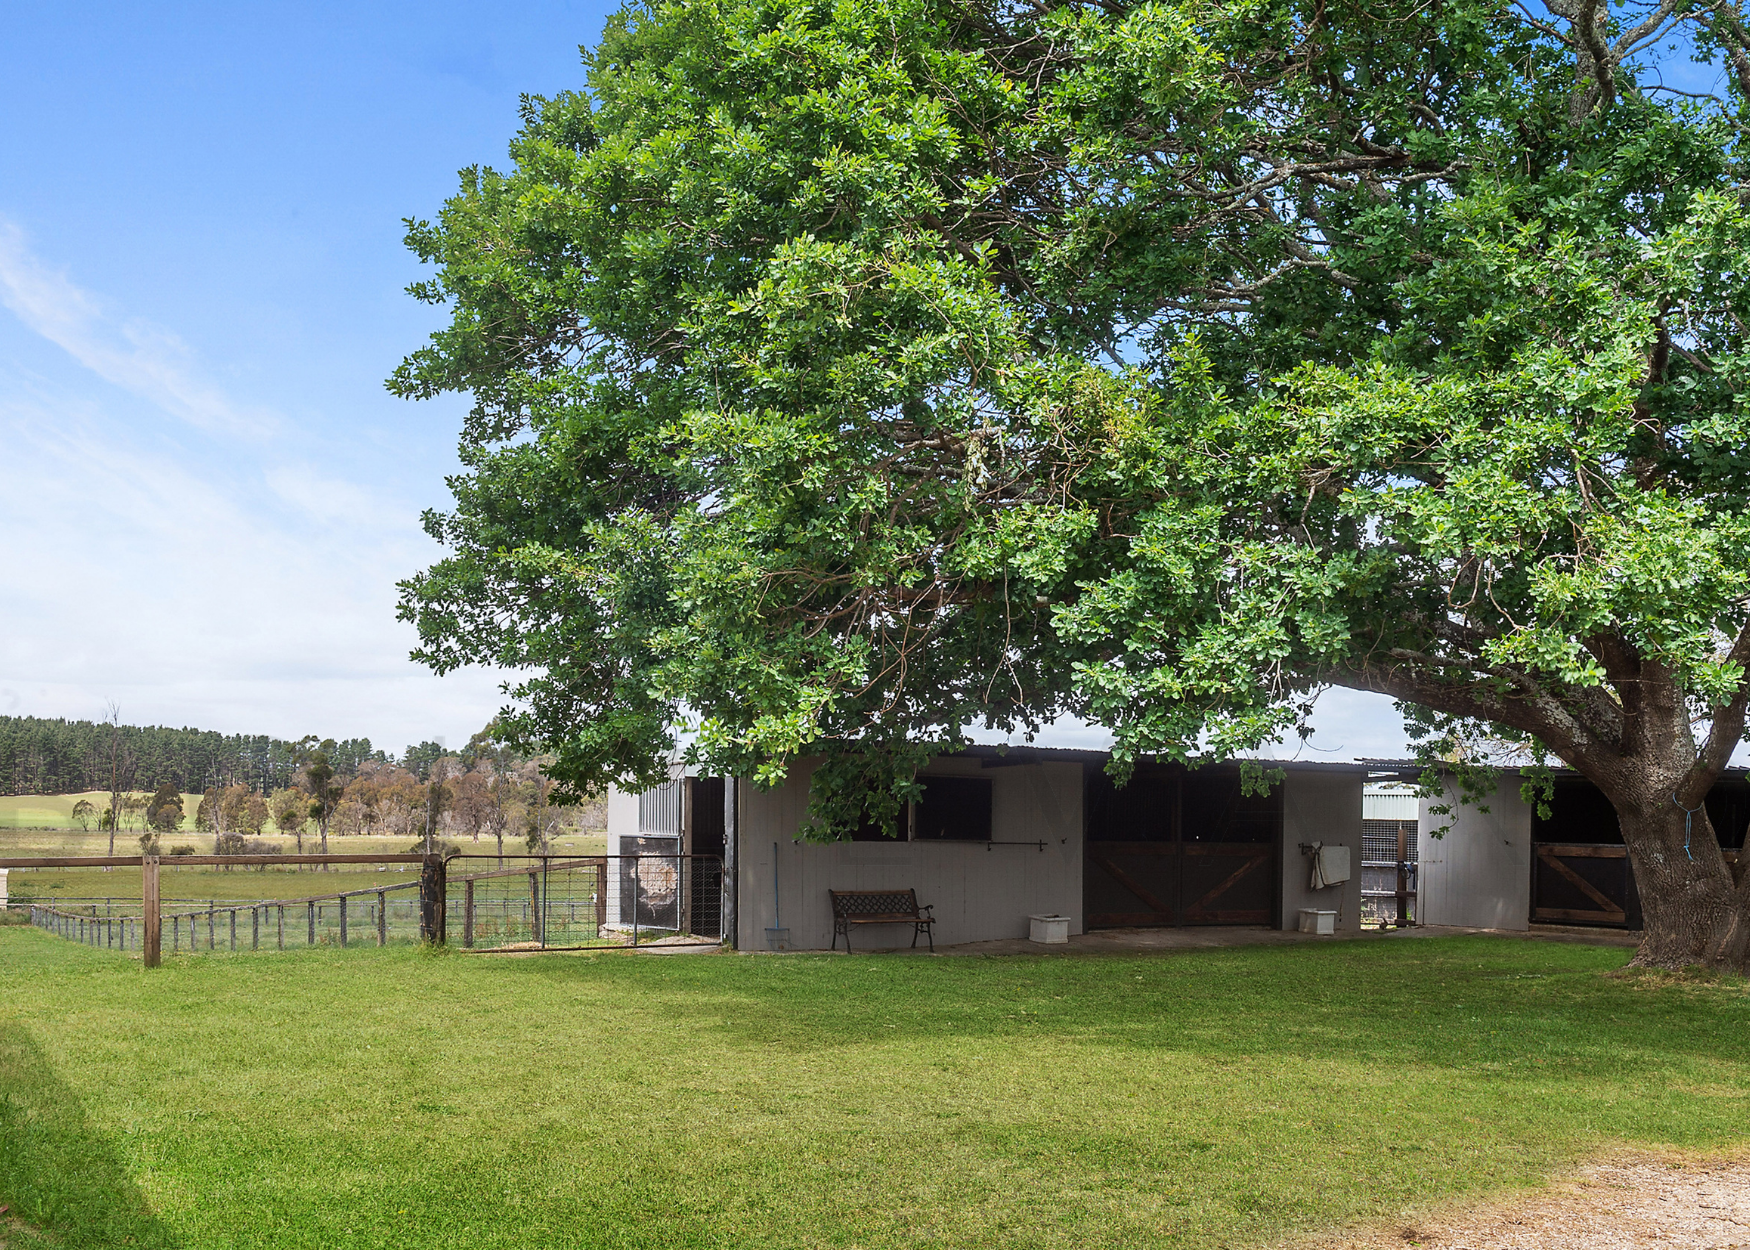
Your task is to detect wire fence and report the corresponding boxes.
[1361,818,1418,927]
[460,858,608,950]
[17,854,725,957]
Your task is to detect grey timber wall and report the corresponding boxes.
[1279,769,1365,931]
[737,757,1084,951]
[1417,776,1531,930]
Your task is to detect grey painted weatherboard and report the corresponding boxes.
[1417,776,1531,930]
[1280,769,1365,931]
[735,757,1084,951]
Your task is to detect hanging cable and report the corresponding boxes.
[1672,791,1704,862]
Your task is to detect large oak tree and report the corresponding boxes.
[395,0,1750,969]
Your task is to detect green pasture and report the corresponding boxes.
[0,792,202,832]
[1,932,1747,1249]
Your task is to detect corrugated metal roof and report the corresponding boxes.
[952,745,1371,772]
[1363,784,1419,821]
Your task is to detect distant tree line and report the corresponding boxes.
[1,715,605,860]
[0,714,442,797]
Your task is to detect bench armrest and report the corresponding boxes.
[919,904,934,916]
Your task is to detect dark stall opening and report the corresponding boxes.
[913,776,993,841]
[1083,764,1279,929]
[1531,773,1748,929]
[691,777,725,858]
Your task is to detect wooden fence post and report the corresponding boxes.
[463,878,475,949]
[419,855,447,945]
[529,870,542,946]
[142,855,161,967]
[377,891,387,946]
[339,896,348,948]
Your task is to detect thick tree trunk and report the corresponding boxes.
[1614,792,1750,973]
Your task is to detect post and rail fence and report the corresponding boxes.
[4,852,723,964]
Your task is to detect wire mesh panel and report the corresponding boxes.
[22,855,721,956]
[1361,818,1418,926]
[456,859,608,951]
[687,856,722,941]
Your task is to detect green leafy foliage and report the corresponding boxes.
[396,0,1750,849]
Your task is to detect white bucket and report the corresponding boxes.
[1298,908,1337,935]
[1029,914,1070,944]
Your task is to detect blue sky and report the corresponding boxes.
[0,2,617,753]
[0,1,1514,761]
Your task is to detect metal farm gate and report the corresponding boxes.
[459,855,722,949]
[457,858,608,950]
[1361,818,1418,927]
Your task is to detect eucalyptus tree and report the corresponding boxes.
[395,0,1750,968]
[296,738,347,865]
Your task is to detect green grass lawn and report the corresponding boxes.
[1,932,1745,1250]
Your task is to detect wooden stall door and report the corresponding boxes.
[1084,766,1279,928]
[1531,844,1638,928]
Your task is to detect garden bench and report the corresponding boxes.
[829,888,934,952]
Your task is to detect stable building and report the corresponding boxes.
[605,749,1369,950]
[1405,766,1748,931]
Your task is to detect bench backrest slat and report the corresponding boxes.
[830,889,921,918]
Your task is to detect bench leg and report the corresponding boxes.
[924,922,933,953]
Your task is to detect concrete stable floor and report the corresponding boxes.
[846,922,1641,957]
[487,922,1642,957]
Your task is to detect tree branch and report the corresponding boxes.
[1683,620,1750,804]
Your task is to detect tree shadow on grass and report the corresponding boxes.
[0,1021,178,1249]
[489,935,1742,1080]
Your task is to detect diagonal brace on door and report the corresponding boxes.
[1085,850,1174,916]
[1536,847,1626,920]
[1184,848,1271,918]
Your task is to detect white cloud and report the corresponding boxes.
[0,218,275,438]
[263,464,410,532]
[967,689,1412,763]
[0,235,506,751]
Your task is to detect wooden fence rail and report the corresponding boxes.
[10,853,455,966]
